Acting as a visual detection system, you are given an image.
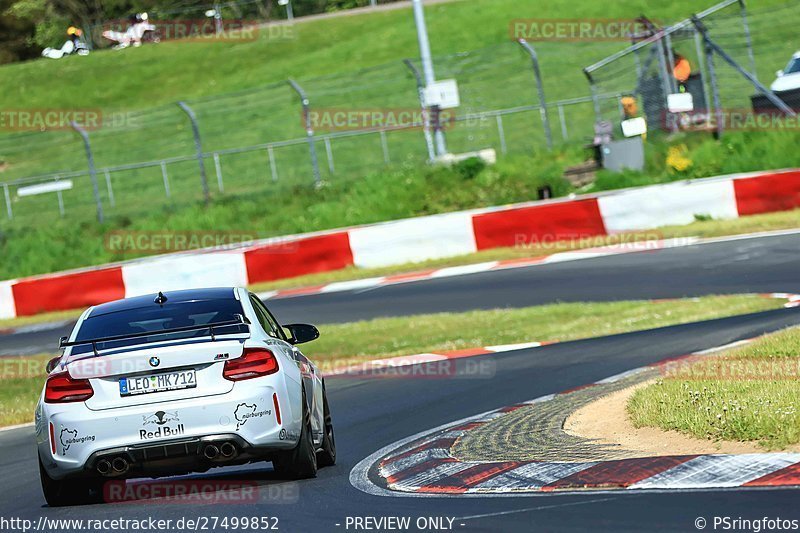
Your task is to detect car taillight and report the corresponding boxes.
[44,372,94,403]
[223,348,279,381]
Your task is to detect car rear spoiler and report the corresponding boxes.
[59,314,251,356]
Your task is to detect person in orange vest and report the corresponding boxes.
[672,51,691,92]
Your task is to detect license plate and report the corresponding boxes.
[119,369,197,397]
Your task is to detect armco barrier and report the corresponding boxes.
[733,170,800,216]
[596,179,739,232]
[349,212,477,269]
[1,168,799,318]
[11,267,125,317]
[245,232,354,283]
[0,280,16,320]
[122,252,249,298]
[473,198,607,250]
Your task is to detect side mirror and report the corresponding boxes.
[45,356,61,374]
[284,323,319,345]
[776,69,785,78]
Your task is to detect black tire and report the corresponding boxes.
[317,384,336,467]
[272,389,317,479]
[39,457,103,507]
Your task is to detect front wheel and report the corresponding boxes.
[272,390,317,479]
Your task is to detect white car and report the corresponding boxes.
[771,52,800,92]
[35,287,335,506]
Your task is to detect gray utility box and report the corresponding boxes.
[600,136,645,172]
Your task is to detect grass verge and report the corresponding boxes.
[303,295,784,365]
[0,295,785,427]
[0,354,50,427]
[628,326,800,450]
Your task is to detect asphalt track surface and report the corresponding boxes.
[1,232,800,532]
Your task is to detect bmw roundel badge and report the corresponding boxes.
[149,357,160,368]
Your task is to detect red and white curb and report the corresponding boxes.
[322,342,551,377]
[350,338,800,496]
[769,293,800,308]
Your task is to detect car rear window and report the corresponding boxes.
[71,299,247,355]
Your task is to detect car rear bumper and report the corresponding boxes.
[37,377,301,480]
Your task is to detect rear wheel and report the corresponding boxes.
[317,384,336,467]
[272,390,317,479]
[39,457,103,507]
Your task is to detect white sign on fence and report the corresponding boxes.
[17,180,73,197]
[667,93,694,113]
[423,79,460,109]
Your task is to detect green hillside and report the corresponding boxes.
[0,0,798,281]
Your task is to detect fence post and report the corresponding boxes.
[213,153,224,192]
[495,115,507,154]
[403,58,436,162]
[55,175,65,217]
[738,0,757,80]
[160,161,171,198]
[70,121,104,223]
[655,36,677,132]
[664,32,678,95]
[287,79,322,186]
[693,28,713,129]
[411,0,447,157]
[213,4,223,34]
[323,137,335,174]
[704,37,724,138]
[267,146,279,182]
[177,101,211,203]
[103,169,116,208]
[518,39,552,150]
[3,183,12,220]
[585,73,602,123]
[557,104,568,140]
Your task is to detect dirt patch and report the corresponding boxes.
[565,380,800,455]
